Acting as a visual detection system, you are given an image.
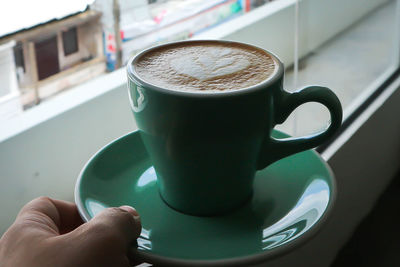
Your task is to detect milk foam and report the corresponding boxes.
[170,48,250,81]
[134,42,276,91]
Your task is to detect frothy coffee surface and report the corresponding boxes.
[134,41,276,91]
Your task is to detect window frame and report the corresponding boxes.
[316,0,400,153]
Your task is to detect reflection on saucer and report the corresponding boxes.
[137,167,157,188]
[138,228,152,250]
[262,178,329,250]
[85,199,109,217]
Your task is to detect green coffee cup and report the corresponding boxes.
[127,40,342,216]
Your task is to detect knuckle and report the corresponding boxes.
[36,196,51,201]
[18,196,53,217]
[35,196,52,203]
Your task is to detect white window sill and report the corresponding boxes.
[0,67,127,143]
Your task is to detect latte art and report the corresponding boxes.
[170,48,251,81]
[134,41,276,91]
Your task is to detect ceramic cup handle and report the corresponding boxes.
[257,86,343,170]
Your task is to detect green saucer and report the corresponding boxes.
[75,130,336,266]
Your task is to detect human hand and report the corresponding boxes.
[0,197,141,267]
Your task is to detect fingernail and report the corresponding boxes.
[120,205,136,212]
[120,205,140,221]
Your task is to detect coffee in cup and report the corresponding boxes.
[134,41,276,91]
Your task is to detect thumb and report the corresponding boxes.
[59,206,141,267]
[88,206,142,243]
[63,206,142,267]
[67,206,141,263]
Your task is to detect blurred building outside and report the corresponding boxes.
[0,9,104,112]
[0,0,276,121]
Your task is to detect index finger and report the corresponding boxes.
[18,197,83,234]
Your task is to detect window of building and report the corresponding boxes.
[13,42,25,73]
[62,27,79,56]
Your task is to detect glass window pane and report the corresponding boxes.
[278,0,400,137]
[62,27,79,56]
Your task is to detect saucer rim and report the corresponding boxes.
[75,130,337,266]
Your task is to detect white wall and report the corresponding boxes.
[0,73,135,233]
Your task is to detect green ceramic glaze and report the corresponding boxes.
[75,130,336,267]
[126,40,342,216]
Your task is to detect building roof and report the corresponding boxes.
[0,10,101,45]
[0,0,94,38]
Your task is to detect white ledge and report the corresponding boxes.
[0,68,126,143]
